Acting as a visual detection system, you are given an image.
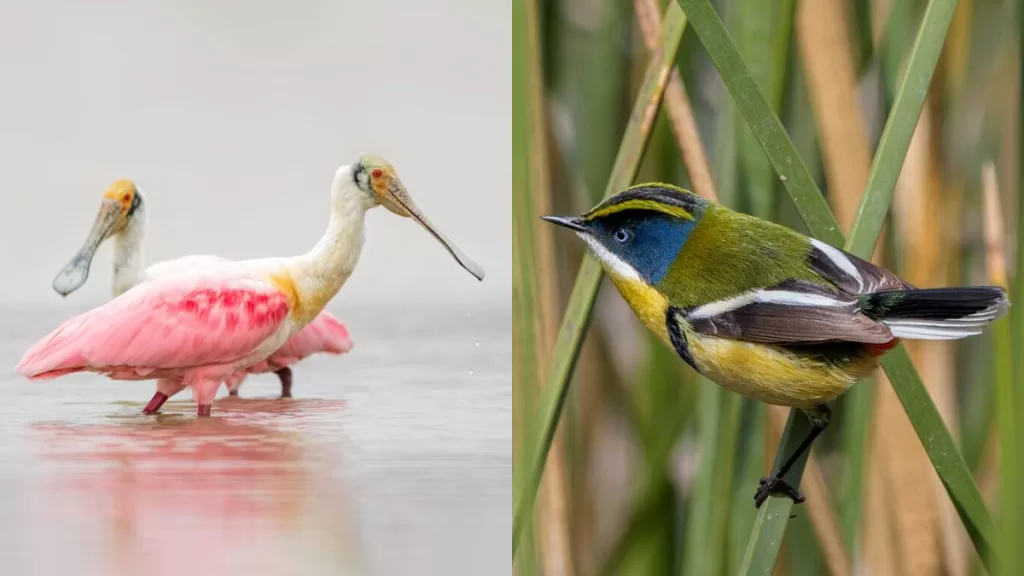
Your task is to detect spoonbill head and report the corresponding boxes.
[52,179,148,297]
[352,154,486,281]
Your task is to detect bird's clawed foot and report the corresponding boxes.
[754,476,805,508]
[751,404,830,509]
[142,392,169,414]
[197,404,212,417]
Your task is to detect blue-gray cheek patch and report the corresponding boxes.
[600,214,693,285]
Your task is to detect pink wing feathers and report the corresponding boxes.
[246,311,353,373]
[270,311,353,362]
[17,272,292,380]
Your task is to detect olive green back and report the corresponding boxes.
[656,204,824,308]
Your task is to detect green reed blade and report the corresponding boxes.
[845,0,960,258]
[736,413,814,575]
[681,381,724,574]
[838,376,874,554]
[511,4,689,557]
[995,317,1018,575]
[734,0,793,220]
[511,0,539,567]
[728,403,766,574]
[851,0,874,73]
[1009,6,1024,571]
[673,0,842,245]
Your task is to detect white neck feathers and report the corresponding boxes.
[286,164,377,321]
[112,199,147,297]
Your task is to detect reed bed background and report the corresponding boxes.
[513,0,1023,574]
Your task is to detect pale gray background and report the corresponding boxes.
[0,2,509,576]
[0,0,509,307]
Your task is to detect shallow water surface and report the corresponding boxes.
[0,303,510,576]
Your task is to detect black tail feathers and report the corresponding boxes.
[858,287,1009,340]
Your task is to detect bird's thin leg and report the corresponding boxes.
[276,367,293,398]
[224,373,246,397]
[754,404,831,508]
[142,393,169,414]
[143,378,186,414]
[191,378,220,418]
[775,408,830,478]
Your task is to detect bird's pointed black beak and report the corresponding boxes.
[540,215,587,233]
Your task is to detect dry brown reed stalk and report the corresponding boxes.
[864,400,899,573]
[570,335,600,573]
[860,3,916,574]
[999,55,1020,264]
[977,160,1008,507]
[925,99,972,576]
[936,15,979,571]
[633,0,718,203]
[796,0,872,228]
[982,160,1010,294]
[524,0,574,571]
[945,0,973,99]
[540,119,608,574]
[884,100,944,576]
[976,435,1001,509]
[871,0,895,47]
[773,553,787,576]
[532,338,575,576]
[572,333,614,574]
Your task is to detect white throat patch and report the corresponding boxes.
[579,233,642,282]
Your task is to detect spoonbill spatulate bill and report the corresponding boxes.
[49,179,353,410]
[17,154,485,416]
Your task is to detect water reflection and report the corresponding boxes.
[29,399,363,576]
[1,303,509,575]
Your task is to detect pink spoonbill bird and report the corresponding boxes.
[48,179,354,409]
[18,155,485,416]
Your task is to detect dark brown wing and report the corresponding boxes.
[684,279,894,344]
[806,238,913,295]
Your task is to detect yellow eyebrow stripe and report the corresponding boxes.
[585,199,694,222]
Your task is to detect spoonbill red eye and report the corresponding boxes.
[372,169,383,178]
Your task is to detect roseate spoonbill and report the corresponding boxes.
[18,154,485,416]
[49,180,353,407]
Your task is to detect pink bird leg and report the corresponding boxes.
[17,273,294,417]
[142,378,188,414]
[224,371,248,397]
[225,311,353,398]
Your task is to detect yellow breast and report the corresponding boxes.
[607,273,872,408]
[685,328,877,409]
[608,275,672,344]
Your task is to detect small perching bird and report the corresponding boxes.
[543,183,1008,507]
[49,179,354,409]
[18,154,485,417]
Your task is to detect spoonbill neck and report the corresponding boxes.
[286,166,375,323]
[112,201,147,297]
